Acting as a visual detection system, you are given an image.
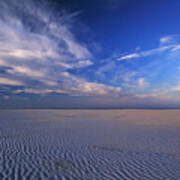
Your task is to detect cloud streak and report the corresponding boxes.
[118,46,172,61]
[117,35,180,61]
[0,77,23,86]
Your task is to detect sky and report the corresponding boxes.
[1,0,180,108]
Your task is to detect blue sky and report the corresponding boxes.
[1,0,180,108]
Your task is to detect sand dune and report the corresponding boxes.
[0,110,180,179]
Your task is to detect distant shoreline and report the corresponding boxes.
[1,108,180,110]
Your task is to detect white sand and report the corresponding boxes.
[0,110,180,179]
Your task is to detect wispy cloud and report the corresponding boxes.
[171,45,180,52]
[0,77,23,86]
[56,72,122,96]
[117,35,180,61]
[14,88,66,95]
[160,36,173,44]
[0,0,99,97]
[91,34,180,102]
[7,66,45,78]
[171,86,180,92]
[117,35,180,62]
[118,53,140,61]
[137,78,148,89]
[122,72,137,82]
[117,46,172,61]
[14,72,122,97]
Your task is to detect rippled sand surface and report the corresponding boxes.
[0,110,180,180]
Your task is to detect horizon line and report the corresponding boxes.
[1,108,180,110]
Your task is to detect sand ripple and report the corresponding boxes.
[0,110,180,179]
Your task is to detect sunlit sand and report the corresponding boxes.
[0,110,180,179]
